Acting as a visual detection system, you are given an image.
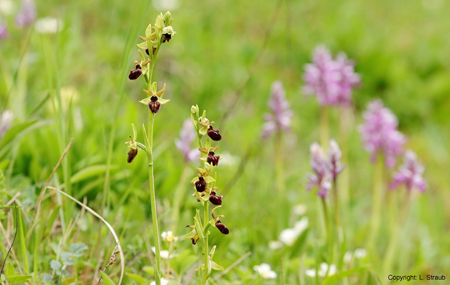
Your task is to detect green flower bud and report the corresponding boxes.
[164,11,173,26]
[191,105,199,115]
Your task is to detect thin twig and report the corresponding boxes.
[4,193,20,207]
[220,0,284,124]
[97,245,119,285]
[213,252,252,282]
[27,137,73,242]
[46,186,125,285]
[0,202,18,274]
[0,221,23,275]
[224,144,255,193]
[280,244,284,285]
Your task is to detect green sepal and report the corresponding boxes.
[194,210,204,240]
[191,113,198,131]
[204,162,212,172]
[183,229,197,239]
[137,41,148,50]
[151,82,157,93]
[205,138,211,149]
[209,245,217,258]
[211,205,222,214]
[139,98,151,105]
[164,11,173,26]
[131,123,137,140]
[145,24,152,39]
[142,124,150,147]
[199,126,208,136]
[158,98,170,105]
[210,260,224,271]
[203,176,215,184]
[207,259,212,276]
[191,176,199,184]
[136,142,147,152]
[138,50,146,62]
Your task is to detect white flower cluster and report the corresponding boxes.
[305,262,337,278]
[343,248,367,263]
[253,263,277,279]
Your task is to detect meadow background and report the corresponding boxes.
[1,0,450,284]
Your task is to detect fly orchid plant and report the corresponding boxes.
[125,11,176,285]
[183,105,228,284]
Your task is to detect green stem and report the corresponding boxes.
[321,197,333,265]
[332,177,340,229]
[321,197,330,240]
[275,132,285,194]
[203,201,209,285]
[320,106,329,148]
[145,40,163,285]
[147,112,161,285]
[368,156,384,247]
[383,190,411,275]
[170,165,191,231]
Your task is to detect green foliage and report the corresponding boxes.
[100,271,117,285]
[0,0,449,284]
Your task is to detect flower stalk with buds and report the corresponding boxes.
[125,11,176,285]
[183,106,227,284]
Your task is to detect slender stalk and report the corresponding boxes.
[332,177,340,229]
[320,106,329,148]
[275,132,285,194]
[368,156,384,247]
[383,190,411,275]
[203,201,209,285]
[170,165,191,230]
[147,112,161,285]
[321,197,330,239]
[146,47,161,285]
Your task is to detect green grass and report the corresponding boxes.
[1,0,450,284]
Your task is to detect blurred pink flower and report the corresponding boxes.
[0,110,13,139]
[303,45,360,106]
[359,100,406,168]
[175,119,198,163]
[0,21,8,39]
[327,140,345,179]
[262,81,293,138]
[15,0,36,27]
[390,150,426,192]
[307,143,331,198]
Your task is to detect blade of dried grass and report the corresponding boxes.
[47,186,125,285]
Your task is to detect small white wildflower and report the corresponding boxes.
[305,263,337,278]
[150,278,169,285]
[305,269,316,277]
[34,17,63,34]
[279,217,309,246]
[161,231,178,243]
[254,263,277,279]
[294,217,309,233]
[354,248,367,259]
[269,241,282,250]
[217,152,240,167]
[0,0,14,15]
[0,110,13,139]
[293,204,307,216]
[279,228,298,246]
[151,247,172,259]
[343,251,353,263]
[152,0,179,11]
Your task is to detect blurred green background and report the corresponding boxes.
[1,0,450,283]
